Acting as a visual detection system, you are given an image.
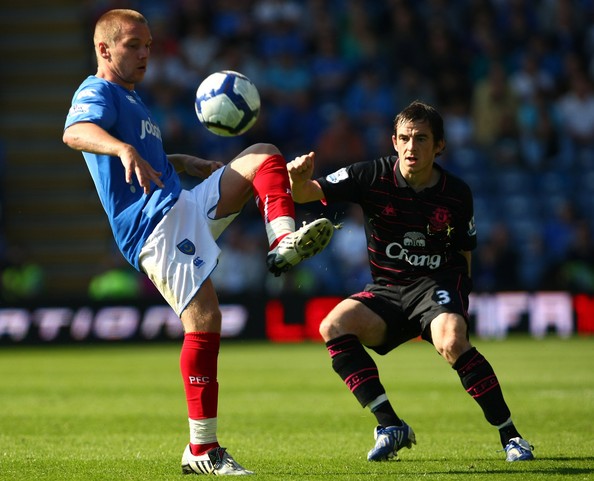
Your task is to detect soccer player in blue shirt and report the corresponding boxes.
[288,101,534,462]
[63,9,333,475]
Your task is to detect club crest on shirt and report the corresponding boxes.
[427,207,453,236]
[177,239,196,255]
[326,167,348,184]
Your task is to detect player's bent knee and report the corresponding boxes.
[319,317,336,341]
[242,142,280,159]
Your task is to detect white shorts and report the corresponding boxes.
[138,167,239,316]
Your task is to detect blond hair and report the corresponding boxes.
[93,9,148,47]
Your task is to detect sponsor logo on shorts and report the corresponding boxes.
[193,257,205,268]
[177,239,196,255]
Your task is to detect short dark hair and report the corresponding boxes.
[94,9,148,47]
[393,100,445,149]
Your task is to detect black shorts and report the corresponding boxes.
[349,271,472,355]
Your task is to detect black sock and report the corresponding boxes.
[499,421,522,448]
[326,334,387,408]
[453,347,511,427]
[371,401,403,427]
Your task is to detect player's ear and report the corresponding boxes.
[98,42,110,59]
[435,139,446,156]
[391,134,398,151]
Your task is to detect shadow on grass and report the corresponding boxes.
[250,457,594,479]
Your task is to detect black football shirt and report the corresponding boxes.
[316,156,477,286]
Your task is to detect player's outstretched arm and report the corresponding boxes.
[63,122,164,194]
[287,152,324,204]
[168,154,224,178]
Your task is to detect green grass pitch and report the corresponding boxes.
[1,336,593,480]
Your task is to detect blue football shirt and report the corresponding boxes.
[65,76,181,270]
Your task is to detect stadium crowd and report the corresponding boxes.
[4,0,594,302]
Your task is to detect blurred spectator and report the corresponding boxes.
[516,88,559,169]
[265,89,325,159]
[471,62,519,158]
[442,97,474,152]
[395,66,436,109]
[314,113,367,176]
[0,244,45,303]
[509,52,555,102]
[472,223,521,292]
[554,220,594,293]
[383,0,426,73]
[260,50,312,106]
[88,246,159,301]
[539,0,586,55]
[171,0,214,39]
[253,0,305,61]
[210,0,253,40]
[339,0,384,68]
[542,199,581,265]
[309,32,353,107]
[209,223,267,295]
[556,71,594,168]
[343,68,396,153]
[141,20,195,92]
[179,18,221,79]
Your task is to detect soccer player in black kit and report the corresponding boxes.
[288,101,534,462]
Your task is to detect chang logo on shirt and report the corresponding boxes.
[385,237,442,269]
[140,118,162,141]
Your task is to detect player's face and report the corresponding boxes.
[392,119,444,178]
[100,21,152,89]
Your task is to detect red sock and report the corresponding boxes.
[180,332,220,455]
[252,154,295,249]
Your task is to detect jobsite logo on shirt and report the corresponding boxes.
[140,118,162,141]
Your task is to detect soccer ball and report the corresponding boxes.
[195,70,260,136]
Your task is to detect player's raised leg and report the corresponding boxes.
[216,143,334,276]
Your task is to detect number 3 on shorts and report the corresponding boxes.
[435,289,451,305]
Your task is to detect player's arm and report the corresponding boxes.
[460,250,471,277]
[287,152,324,203]
[63,121,164,194]
[168,154,224,179]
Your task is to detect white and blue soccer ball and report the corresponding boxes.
[195,70,260,136]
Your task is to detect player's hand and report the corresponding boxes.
[287,151,315,183]
[287,152,324,203]
[120,146,163,195]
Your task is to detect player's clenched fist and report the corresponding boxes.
[288,151,315,182]
[287,152,324,203]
